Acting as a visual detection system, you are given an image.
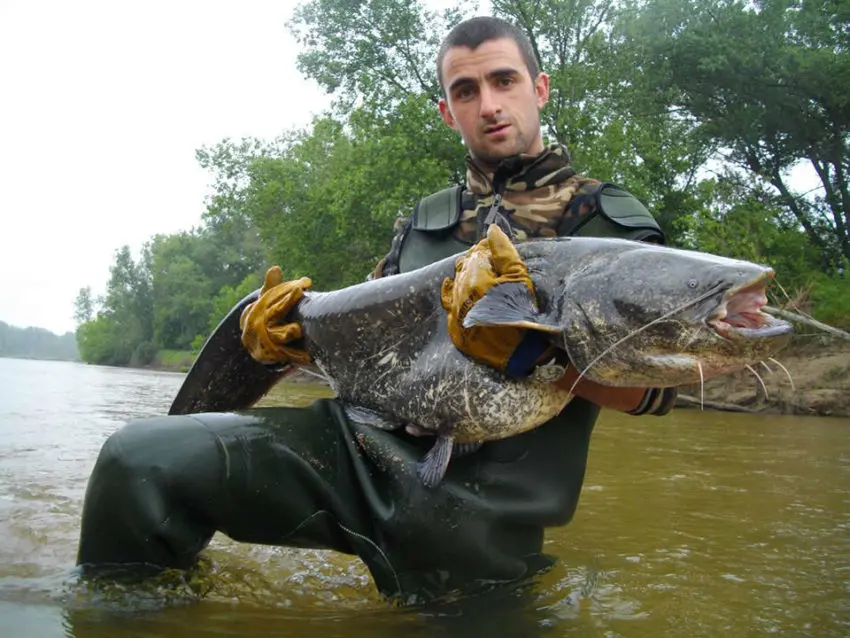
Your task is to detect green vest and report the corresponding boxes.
[395,183,665,274]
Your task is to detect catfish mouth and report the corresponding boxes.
[707,272,792,340]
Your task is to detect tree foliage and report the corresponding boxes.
[196,96,466,291]
[76,219,265,365]
[289,0,472,113]
[624,0,850,263]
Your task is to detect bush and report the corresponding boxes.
[154,349,196,372]
[806,273,850,331]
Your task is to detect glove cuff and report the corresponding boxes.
[627,387,678,416]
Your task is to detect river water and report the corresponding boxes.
[0,357,848,637]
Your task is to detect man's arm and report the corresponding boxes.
[554,365,677,416]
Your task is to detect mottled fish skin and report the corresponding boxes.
[284,236,793,486]
[291,260,573,447]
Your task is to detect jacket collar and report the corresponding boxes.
[465,143,575,196]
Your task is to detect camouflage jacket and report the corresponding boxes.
[372,143,664,278]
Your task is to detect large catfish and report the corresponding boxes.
[170,230,793,487]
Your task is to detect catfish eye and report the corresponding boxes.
[687,279,698,289]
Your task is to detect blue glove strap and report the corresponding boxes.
[505,330,552,379]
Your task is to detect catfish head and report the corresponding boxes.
[463,237,794,388]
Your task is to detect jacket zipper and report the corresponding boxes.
[483,167,510,229]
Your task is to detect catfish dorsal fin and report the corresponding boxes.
[463,282,560,334]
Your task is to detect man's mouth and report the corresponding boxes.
[484,123,511,135]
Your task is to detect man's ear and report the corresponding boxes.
[534,72,550,110]
[439,98,457,130]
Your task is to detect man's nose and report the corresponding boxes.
[479,86,501,119]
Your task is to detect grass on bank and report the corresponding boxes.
[153,349,196,372]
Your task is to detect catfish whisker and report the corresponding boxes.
[746,364,769,399]
[768,357,796,392]
[759,361,773,374]
[698,360,705,411]
[567,284,726,396]
[567,349,592,395]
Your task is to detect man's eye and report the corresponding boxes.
[497,77,514,87]
[455,86,475,100]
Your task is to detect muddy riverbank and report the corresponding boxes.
[675,338,850,417]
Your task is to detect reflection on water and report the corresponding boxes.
[0,357,848,637]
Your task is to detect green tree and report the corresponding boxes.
[196,101,466,291]
[290,0,472,114]
[106,244,155,353]
[76,316,132,366]
[193,270,265,352]
[144,209,267,351]
[148,232,216,350]
[76,245,155,366]
[677,171,823,287]
[625,0,850,263]
[73,286,95,325]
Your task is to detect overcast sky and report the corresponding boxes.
[0,0,460,335]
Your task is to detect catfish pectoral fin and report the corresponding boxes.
[451,441,483,457]
[416,434,454,488]
[463,282,560,333]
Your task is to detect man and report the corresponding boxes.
[75,16,675,604]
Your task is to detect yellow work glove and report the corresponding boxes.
[239,266,313,366]
[441,224,540,373]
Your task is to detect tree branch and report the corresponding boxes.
[573,2,610,64]
[829,122,850,258]
[398,19,438,101]
[764,306,850,342]
[809,155,849,255]
[675,394,760,413]
[744,149,827,252]
[510,0,545,74]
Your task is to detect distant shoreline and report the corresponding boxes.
[52,338,849,418]
[0,354,81,363]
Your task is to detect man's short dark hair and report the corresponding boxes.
[436,16,541,93]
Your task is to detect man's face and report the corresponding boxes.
[438,37,550,171]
